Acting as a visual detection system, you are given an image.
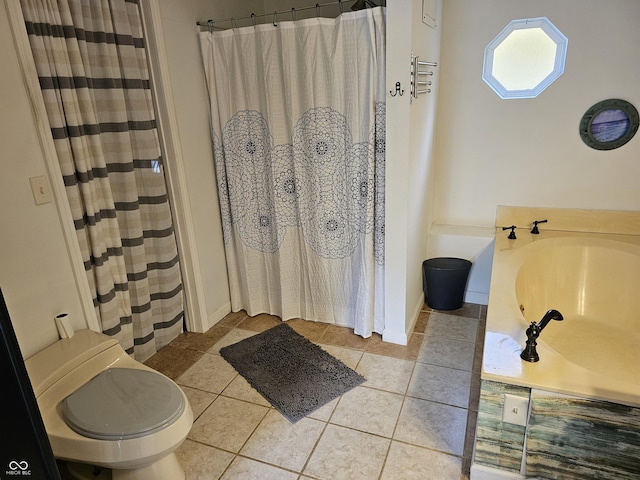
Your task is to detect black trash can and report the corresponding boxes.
[422,257,472,311]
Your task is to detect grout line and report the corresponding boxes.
[297,412,332,478]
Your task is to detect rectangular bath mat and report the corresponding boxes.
[220,323,365,422]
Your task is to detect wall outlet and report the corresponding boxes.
[29,175,52,205]
[502,394,529,426]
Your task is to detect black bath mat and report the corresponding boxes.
[220,323,365,422]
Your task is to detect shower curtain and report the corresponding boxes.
[199,8,386,337]
[20,0,184,361]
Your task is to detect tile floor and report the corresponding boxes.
[140,303,486,480]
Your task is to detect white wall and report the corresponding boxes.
[406,0,442,328]
[384,0,412,343]
[429,0,640,300]
[0,4,86,358]
[385,0,442,343]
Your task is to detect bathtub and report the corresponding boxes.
[483,207,640,408]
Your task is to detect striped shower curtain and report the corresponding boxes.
[20,0,183,361]
[199,8,386,337]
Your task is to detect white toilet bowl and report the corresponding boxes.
[25,329,193,480]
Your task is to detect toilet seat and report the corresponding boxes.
[62,368,184,441]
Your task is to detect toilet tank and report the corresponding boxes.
[25,330,120,398]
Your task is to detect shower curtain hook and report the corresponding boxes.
[251,13,257,27]
[316,3,320,18]
[273,11,278,27]
[231,17,238,30]
[291,7,296,21]
[338,0,344,13]
[207,19,214,34]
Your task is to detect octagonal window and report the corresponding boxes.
[483,17,568,99]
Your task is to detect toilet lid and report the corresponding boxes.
[62,368,184,441]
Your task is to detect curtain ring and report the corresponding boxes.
[316,3,320,18]
[273,11,278,27]
[207,19,214,33]
[338,0,344,13]
[251,13,257,27]
[231,17,238,30]
[291,7,296,21]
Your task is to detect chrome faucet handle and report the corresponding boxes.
[502,225,517,239]
[531,219,548,234]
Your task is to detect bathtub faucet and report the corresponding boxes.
[531,219,548,234]
[502,225,517,239]
[520,309,564,362]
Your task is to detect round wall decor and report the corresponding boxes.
[579,99,639,150]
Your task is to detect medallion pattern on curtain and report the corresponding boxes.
[200,8,386,337]
[20,0,183,360]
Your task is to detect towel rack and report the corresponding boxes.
[410,53,437,102]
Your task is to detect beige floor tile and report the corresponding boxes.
[144,345,203,380]
[177,353,238,394]
[330,386,403,437]
[167,303,487,480]
[221,457,298,480]
[418,334,475,371]
[468,369,482,412]
[215,311,248,328]
[221,375,271,407]
[189,396,268,452]
[176,439,234,480]
[425,313,478,343]
[208,329,257,354]
[355,353,414,394]
[413,311,430,333]
[286,318,329,342]
[237,313,282,332]
[304,424,390,480]
[366,332,423,361]
[181,386,217,420]
[407,363,471,408]
[380,441,463,480]
[394,397,467,456]
[171,331,221,353]
[240,410,325,472]
[306,396,339,422]
[317,344,363,370]
[318,325,371,350]
[463,409,479,464]
[204,325,233,342]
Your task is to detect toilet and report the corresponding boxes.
[25,329,193,480]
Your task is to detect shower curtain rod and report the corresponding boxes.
[196,0,382,30]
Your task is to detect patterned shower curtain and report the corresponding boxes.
[20,0,184,361]
[199,8,386,337]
